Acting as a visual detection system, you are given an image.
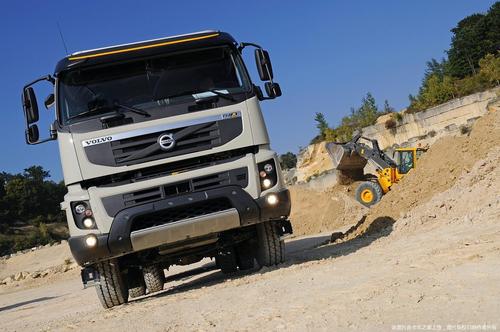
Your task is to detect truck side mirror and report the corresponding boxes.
[22,87,39,124]
[27,124,40,144]
[265,82,282,99]
[255,49,274,81]
[44,93,55,109]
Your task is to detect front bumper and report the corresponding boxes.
[68,187,291,266]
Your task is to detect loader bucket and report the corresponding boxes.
[325,142,367,171]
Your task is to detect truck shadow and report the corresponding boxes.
[131,216,395,304]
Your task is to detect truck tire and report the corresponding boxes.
[95,259,129,309]
[216,248,238,274]
[127,267,146,299]
[355,181,383,207]
[129,284,146,299]
[143,265,165,294]
[256,221,285,267]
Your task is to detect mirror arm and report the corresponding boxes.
[23,74,55,90]
[237,42,263,53]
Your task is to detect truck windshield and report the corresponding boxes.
[58,46,250,125]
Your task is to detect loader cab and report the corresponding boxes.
[393,148,426,174]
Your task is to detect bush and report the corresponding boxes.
[385,118,397,129]
[460,124,471,135]
[392,112,403,122]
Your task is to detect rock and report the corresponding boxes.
[1,276,14,285]
[14,272,24,281]
[31,271,42,279]
[41,269,51,277]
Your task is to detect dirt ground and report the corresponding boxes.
[0,111,499,331]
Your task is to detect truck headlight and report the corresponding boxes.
[71,201,97,230]
[85,234,98,247]
[82,218,95,229]
[258,159,278,191]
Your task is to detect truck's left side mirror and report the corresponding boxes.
[255,49,274,81]
[22,87,39,124]
[27,124,40,144]
[265,82,282,99]
[22,75,57,145]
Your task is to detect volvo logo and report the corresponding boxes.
[158,133,176,151]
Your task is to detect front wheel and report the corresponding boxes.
[256,221,285,267]
[94,259,129,309]
[355,181,383,207]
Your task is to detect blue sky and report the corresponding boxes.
[0,0,496,181]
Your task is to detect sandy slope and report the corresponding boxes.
[0,111,498,331]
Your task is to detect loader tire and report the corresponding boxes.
[256,221,285,267]
[94,259,129,309]
[355,181,383,207]
[143,265,165,294]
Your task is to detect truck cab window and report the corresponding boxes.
[58,46,250,125]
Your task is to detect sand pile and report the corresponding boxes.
[338,109,500,241]
[289,182,367,236]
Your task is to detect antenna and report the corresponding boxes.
[56,22,69,55]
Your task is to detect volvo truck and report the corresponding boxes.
[21,31,292,308]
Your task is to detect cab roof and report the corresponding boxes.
[54,30,237,75]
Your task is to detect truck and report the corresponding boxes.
[20,30,293,308]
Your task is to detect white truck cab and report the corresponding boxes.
[21,31,292,308]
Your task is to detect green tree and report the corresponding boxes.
[279,152,297,170]
[383,100,395,114]
[447,4,500,78]
[314,112,330,139]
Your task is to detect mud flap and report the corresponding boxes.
[81,266,100,289]
[278,219,293,240]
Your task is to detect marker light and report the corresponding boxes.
[264,163,273,173]
[85,235,98,247]
[84,209,93,217]
[266,194,278,205]
[259,171,267,178]
[74,204,86,214]
[262,178,272,189]
[83,218,95,229]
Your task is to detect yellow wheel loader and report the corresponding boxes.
[326,134,427,207]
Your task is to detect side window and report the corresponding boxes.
[397,151,414,174]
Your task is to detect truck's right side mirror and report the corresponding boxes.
[22,87,40,124]
[255,49,274,81]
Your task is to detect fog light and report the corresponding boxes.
[262,178,272,189]
[74,204,86,214]
[266,194,278,205]
[83,218,95,229]
[85,235,97,247]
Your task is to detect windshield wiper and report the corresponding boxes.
[160,89,236,102]
[205,89,236,102]
[66,101,150,122]
[113,101,151,117]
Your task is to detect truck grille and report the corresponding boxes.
[102,167,248,216]
[130,198,233,232]
[112,122,219,165]
[83,117,243,167]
